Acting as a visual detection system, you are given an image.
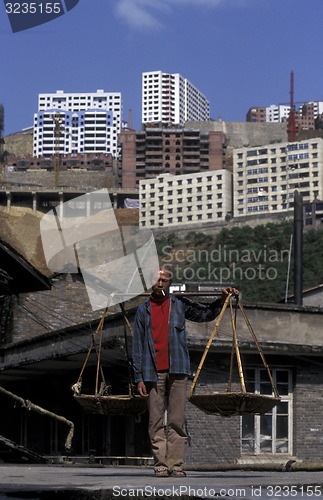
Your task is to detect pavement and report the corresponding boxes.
[1,464,323,499]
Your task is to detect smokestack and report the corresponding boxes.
[128,109,133,130]
[293,190,303,305]
[287,71,298,142]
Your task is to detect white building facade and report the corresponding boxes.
[266,105,291,123]
[265,102,323,123]
[233,138,323,218]
[139,170,232,229]
[33,90,122,158]
[142,71,210,125]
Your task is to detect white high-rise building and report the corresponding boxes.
[142,71,210,125]
[33,90,122,158]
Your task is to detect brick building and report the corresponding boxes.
[119,125,227,188]
[1,278,323,465]
[246,107,267,123]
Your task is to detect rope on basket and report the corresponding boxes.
[71,307,108,397]
[189,294,280,400]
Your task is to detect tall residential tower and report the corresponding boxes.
[142,71,210,125]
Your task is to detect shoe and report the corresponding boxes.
[170,470,186,477]
[154,466,169,477]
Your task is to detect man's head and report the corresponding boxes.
[151,265,172,299]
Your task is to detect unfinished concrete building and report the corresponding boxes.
[119,125,227,188]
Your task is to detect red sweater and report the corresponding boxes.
[150,297,170,371]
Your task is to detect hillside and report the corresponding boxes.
[3,129,33,157]
[155,222,323,303]
[1,206,321,303]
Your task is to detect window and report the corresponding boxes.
[241,368,293,455]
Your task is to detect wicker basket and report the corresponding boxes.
[189,392,281,417]
[74,394,147,415]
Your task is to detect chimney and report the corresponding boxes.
[293,190,303,305]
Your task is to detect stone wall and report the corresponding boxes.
[186,121,288,149]
[0,170,117,190]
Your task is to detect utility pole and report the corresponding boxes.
[293,190,303,305]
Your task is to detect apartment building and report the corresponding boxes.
[246,102,323,130]
[119,125,227,188]
[246,105,290,123]
[266,104,291,123]
[33,90,122,158]
[139,170,232,229]
[246,107,267,123]
[233,137,323,218]
[142,71,210,125]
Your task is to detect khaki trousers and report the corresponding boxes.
[147,372,188,471]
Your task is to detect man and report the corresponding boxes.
[132,266,238,477]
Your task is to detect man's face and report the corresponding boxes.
[151,269,172,297]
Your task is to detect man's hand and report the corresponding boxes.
[137,381,149,398]
[221,287,239,303]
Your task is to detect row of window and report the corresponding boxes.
[237,159,319,172]
[141,211,223,226]
[144,174,222,187]
[141,202,223,215]
[142,193,217,204]
[141,187,223,199]
[237,142,318,160]
[142,192,223,204]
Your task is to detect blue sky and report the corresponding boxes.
[1,0,323,135]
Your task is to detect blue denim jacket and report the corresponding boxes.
[132,295,223,383]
